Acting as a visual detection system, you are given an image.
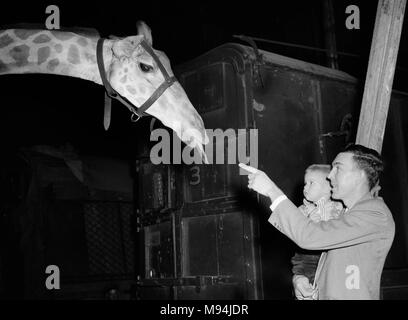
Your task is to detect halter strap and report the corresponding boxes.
[96,37,177,121]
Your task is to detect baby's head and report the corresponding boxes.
[303,164,331,203]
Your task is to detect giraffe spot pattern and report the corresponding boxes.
[9,44,30,67]
[77,37,88,47]
[158,96,169,109]
[47,58,59,71]
[14,29,40,40]
[0,59,9,73]
[51,31,74,41]
[126,85,137,95]
[182,102,192,110]
[84,52,96,64]
[61,67,70,75]
[138,84,146,94]
[173,85,184,100]
[37,46,51,65]
[0,34,14,49]
[54,44,63,53]
[67,45,80,64]
[33,34,52,44]
[120,75,127,83]
[116,86,126,96]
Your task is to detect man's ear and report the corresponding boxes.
[371,183,381,197]
[359,169,370,188]
[112,35,143,58]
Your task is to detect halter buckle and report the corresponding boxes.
[131,112,142,122]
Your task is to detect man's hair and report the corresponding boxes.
[343,144,384,190]
[306,164,331,176]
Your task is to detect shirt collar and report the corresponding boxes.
[315,197,329,207]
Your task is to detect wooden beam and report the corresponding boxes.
[356,0,406,152]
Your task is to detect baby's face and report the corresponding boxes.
[303,170,331,203]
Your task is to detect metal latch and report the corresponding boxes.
[233,35,264,87]
[319,113,353,143]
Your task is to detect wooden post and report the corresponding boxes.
[356,0,406,153]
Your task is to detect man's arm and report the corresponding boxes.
[269,198,389,251]
[245,166,391,251]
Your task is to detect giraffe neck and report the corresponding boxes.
[0,29,113,85]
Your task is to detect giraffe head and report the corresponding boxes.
[107,21,208,159]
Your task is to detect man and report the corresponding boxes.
[244,144,395,299]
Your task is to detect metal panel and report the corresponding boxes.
[143,221,174,279]
[179,62,244,130]
[178,60,248,203]
[136,200,261,300]
[182,64,226,114]
[318,79,359,162]
[181,212,245,277]
[181,215,218,275]
[183,163,230,202]
[137,161,177,211]
[176,201,262,300]
[253,66,320,200]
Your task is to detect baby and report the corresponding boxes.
[300,164,343,222]
[292,164,344,300]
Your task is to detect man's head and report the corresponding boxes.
[327,144,384,206]
[303,164,331,203]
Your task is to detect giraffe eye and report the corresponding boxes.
[139,62,153,73]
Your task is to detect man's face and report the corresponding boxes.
[327,152,363,202]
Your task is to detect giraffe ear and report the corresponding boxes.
[137,20,153,46]
[112,35,143,58]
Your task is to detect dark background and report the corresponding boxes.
[0,0,407,300]
[0,0,407,158]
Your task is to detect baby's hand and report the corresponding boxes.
[293,275,318,300]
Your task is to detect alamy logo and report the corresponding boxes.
[345,265,360,290]
[45,265,60,290]
[45,5,60,30]
[345,5,360,30]
[150,128,258,173]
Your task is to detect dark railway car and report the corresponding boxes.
[135,43,408,299]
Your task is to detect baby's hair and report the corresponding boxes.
[306,164,331,175]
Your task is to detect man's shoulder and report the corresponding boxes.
[350,197,394,227]
[352,197,389,212]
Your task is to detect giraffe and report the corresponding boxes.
[0,21,208,158]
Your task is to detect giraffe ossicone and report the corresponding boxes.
[0,21,209,160]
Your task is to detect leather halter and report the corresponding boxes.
[96,37,177,122]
